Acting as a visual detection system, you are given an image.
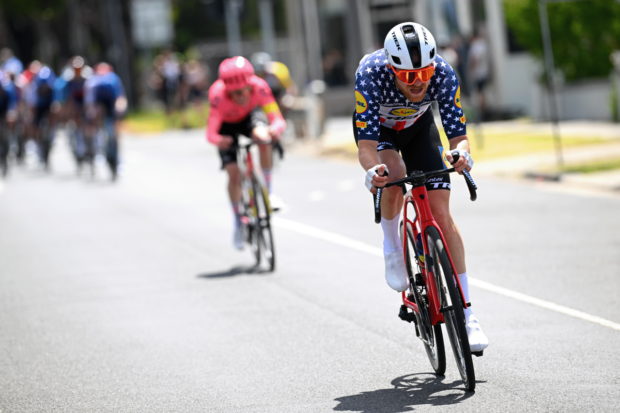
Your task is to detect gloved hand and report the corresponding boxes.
[447,149,474,172]
[365,164,389,193]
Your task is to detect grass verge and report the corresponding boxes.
[561,158,620,174]
[121,106,208,134]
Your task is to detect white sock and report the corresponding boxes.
[458,272,474,319]
[381,213,402,254]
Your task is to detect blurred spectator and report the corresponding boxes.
[468,28,490,117]
[322,49,347,86]
[437,35,459,72]
[184,60,208,113]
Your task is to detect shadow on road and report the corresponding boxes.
[197,265,271,279]
[333,373,479,412]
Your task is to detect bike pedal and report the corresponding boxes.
[398,305,417,323]
[472,351,484,357]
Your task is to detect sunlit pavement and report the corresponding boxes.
[1,130,619,412]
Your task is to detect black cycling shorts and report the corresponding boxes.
[218,109,268,168]
[353,109,452,191]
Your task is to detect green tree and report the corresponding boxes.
[504,0,620,81]
[0,0,67,18]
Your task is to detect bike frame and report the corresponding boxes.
[401,183,469,326]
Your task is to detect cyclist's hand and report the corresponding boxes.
[268,125,281,142]
[447,149,474,174]
[365,164,389,194]
[252,125,271,145]
[218,135,234,150]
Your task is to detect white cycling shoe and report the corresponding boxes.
[466,315,489,352]
[269,194,285,212]
[384,250,410,292]
[233,226,244,250]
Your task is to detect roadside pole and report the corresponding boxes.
[224,0,243,56]
[538,0,564,170]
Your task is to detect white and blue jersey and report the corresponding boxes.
[84,72,125,106]
[354,49,466,141]
[0,72,18,113]
[26,67,57,109]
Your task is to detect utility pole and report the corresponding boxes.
[258,0,275,57]
[538,0,563,169]
[224,0,243,56]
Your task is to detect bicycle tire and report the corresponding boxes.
[39,118,52,170]
[0,123,8,177]
[252,175,275,271]
[241,176,261,266]
[426,226,475,391]
[401,221,445,375]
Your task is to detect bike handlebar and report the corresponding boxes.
[237,137,285,160]
[373,150,477,224]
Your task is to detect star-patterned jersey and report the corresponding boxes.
[354,49,466,141]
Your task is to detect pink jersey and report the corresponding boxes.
[206,75,286,145]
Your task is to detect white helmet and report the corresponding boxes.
[384,22,436,70]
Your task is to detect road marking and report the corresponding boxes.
[0,181,4,195]
[273,217,620,332]
[308,190,325,202]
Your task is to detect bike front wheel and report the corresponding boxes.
[401,221,445,375]
[426,226,475,391]
[253,175,275,271]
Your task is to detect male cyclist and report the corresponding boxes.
[84,63,127,180]
[54,56,92,167]
[206,56,286,249]
[354,22,488,352]
[250,52,297,118]
[26,65,58,168]
[0,70,18,175]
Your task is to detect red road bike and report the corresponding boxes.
[373,151,480,391]
[236,137,282,271]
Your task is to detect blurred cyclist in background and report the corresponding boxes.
[0,70,18,176]
[54,56,93,171]
[206,56,286,249]
[251,52,297,119]
[84,62,127,181]
[26,64,58,169]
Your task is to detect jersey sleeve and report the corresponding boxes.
[256,79,286,134]
[435,63,467,139]
[206,84,225,145]
[112,74,125,98]
[354,71,381,142]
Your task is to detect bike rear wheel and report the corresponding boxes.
[253,175,275,271]
[0,123,8,177]
[426,226,475,391]
[401,221,445,375]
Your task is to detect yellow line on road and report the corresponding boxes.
[273,217,620,332]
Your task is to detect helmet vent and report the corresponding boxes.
[392,56,402,65]
[402,25,414,35]
[430,48,435,59]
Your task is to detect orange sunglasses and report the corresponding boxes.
[390,63,436,84]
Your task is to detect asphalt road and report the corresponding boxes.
[1,131,619,412]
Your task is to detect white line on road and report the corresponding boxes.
[273,217,620,332]
[0,181,4,195]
